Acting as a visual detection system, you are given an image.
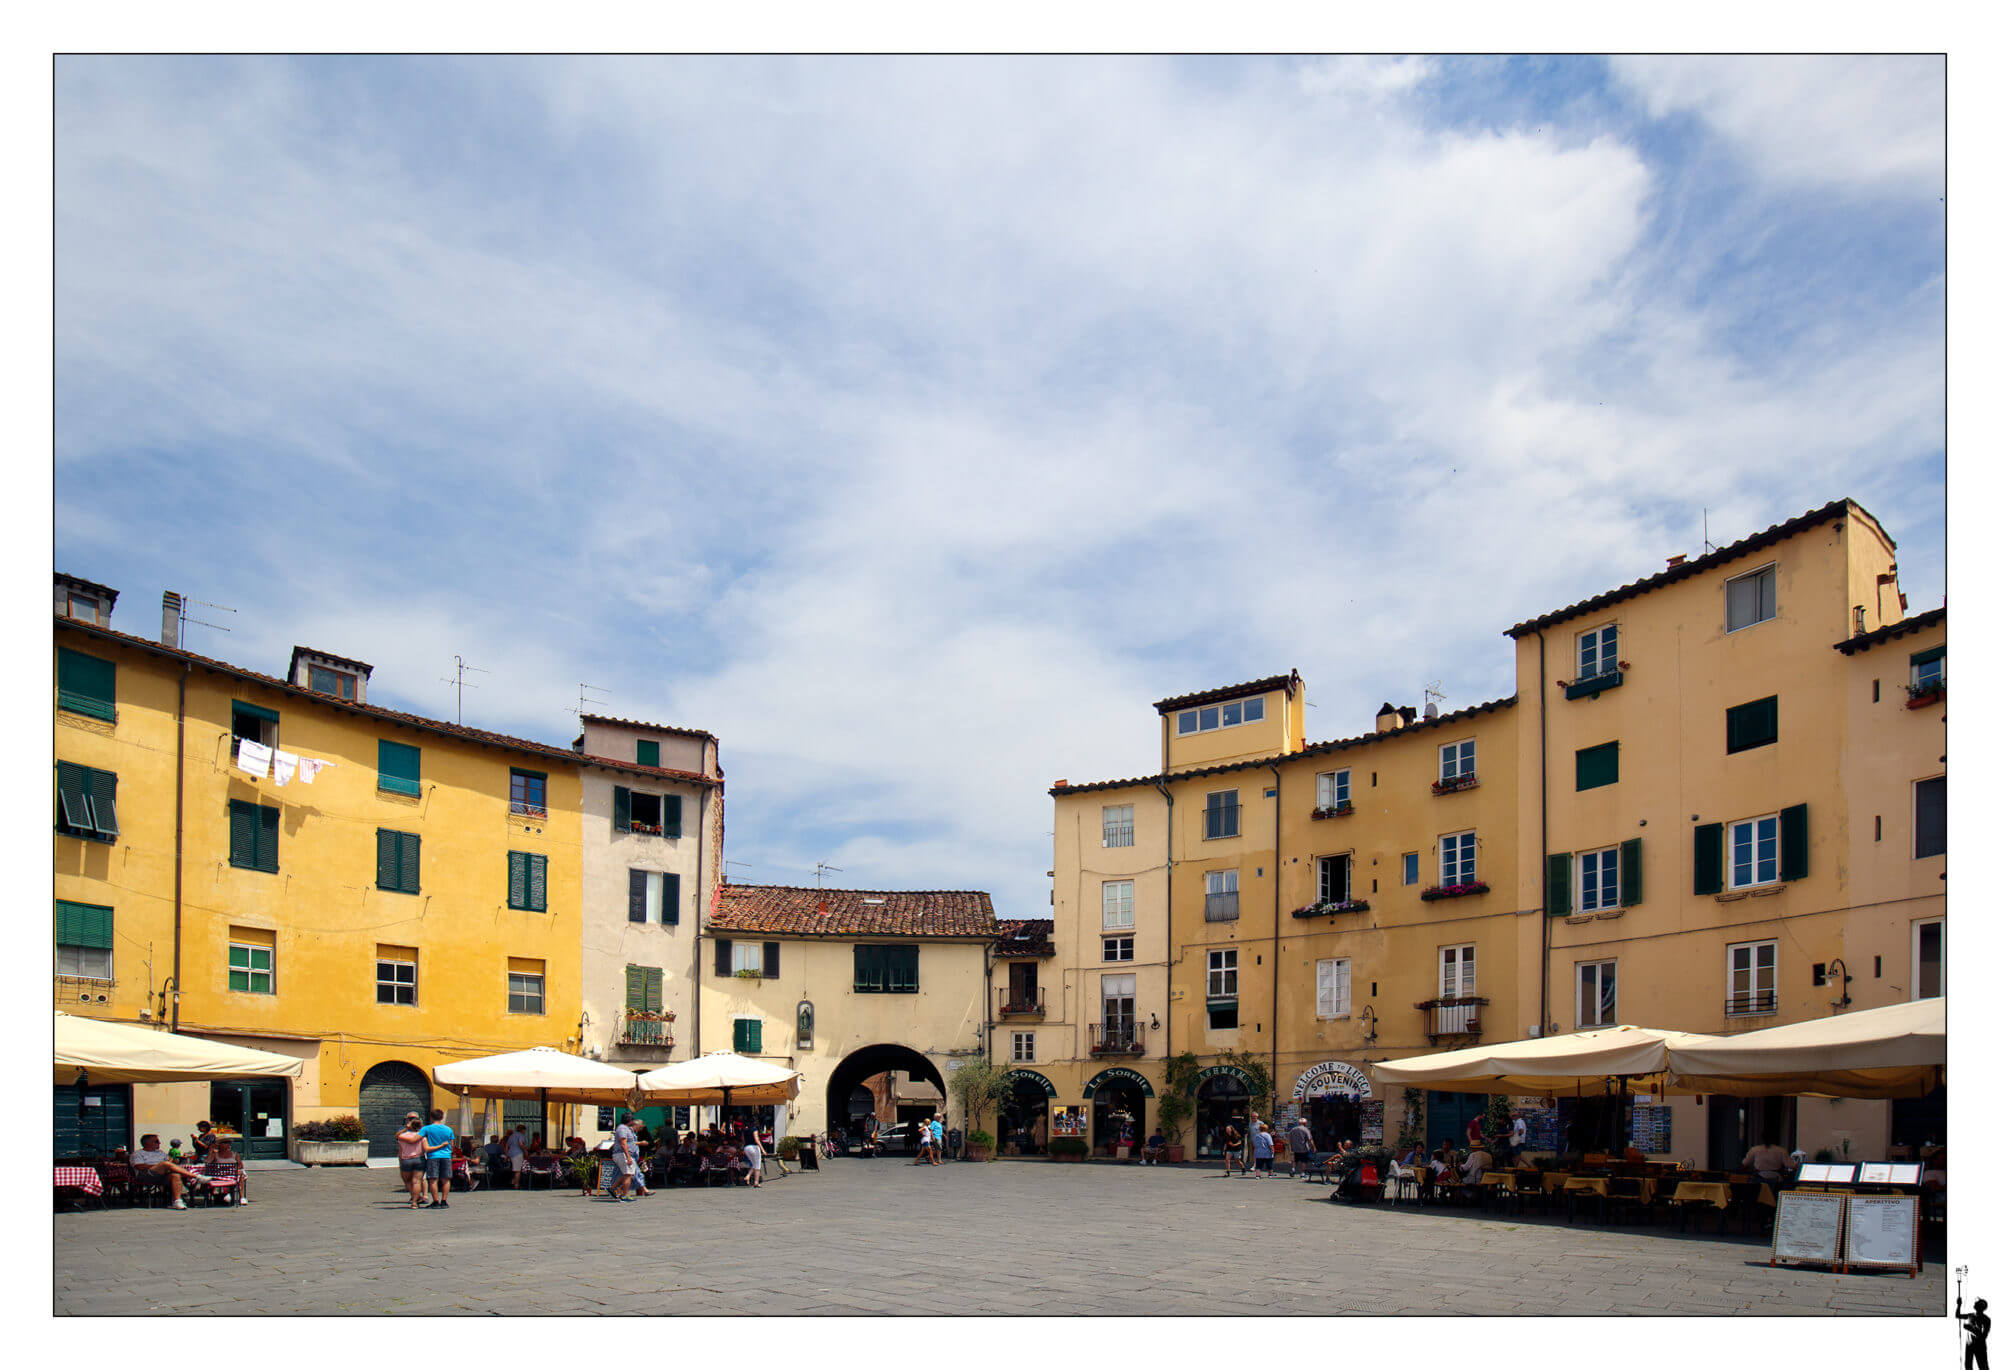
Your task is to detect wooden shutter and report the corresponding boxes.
[613,786,631,833]
[1545,853,1571,916]
[1619,837,1643,906]
[1693,822,1724,895]
[662,873,680,925]
[1779,804,1808,881]
[57,648,116,720]
[509,852,528,908]
[763,942,780,979]
[56,761,91,832]
[232,801,260,868]
[84,767,119,841]
[377,740,421,796]
[399,832,421,893]
[714,938,732,977]
[734,1019,761,1053]
[628,869,648,922]
[854,945,877,991]
[56,900,114,949]
[257,803,279,871]
[1575,742,1618,791]
[376,828,397,889]
[645,967,664,1013]
[636,739,660,768]
[529,854,547,911]
[664,795,683,838]
[625,965,646,1010]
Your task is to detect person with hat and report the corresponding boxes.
[395,1113,429,1208]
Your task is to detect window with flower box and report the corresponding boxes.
[1440,830,1476,886]
[1315,770,1351,816]
[1317,853,1352,904]
[1435,740,1476,791]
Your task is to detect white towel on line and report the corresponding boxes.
[272,750,299,786]
[297,757,335,784]
[236,738,272,779]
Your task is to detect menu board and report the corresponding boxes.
[1519,1105,1560,1151]
[1798,1164,1832,1184]
[1360,1100,1384,1144]
[1859,1163,1895,1184]
[1845,1195,1919,1272]
[1887,1163,1922,1186]
[1628,1104,1672,1154]
[1770,1192,1847,1268]
[1823,1164,1859,1184]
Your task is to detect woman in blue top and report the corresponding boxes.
[1251,1123,1276,1177]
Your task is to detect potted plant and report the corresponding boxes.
[776,1136,803,1161]
[292,1114,369,1166]
[964,1128,996,1161]
[1048,1137,1088,1162]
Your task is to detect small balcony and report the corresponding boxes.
[999,990,1046,1018]
[1724,991,1778,1019]
[1291,898,1369,920]
[1563,665,1627,701]
[1906,679,1944,709]
[1431,774,1480,796]
[1203,804,1240,840]
[1417,994,1489,1044]
[1204,891,1240,922]
[1090,1022,1145,1055]
[615,1013,676,1049]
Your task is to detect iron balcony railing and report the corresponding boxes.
[1204,803,1241,839]
[1416,994,1489,1043]
[1724,990,1779,1017]
[999,989,1046,1017]
[1090,1021,1145,1055]
[1204,891,1240,921]
[616,1015,675,1048]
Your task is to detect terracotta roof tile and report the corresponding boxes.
[56,572,119,602]
[578,712,717,741]
[711,885,996,938]
[1834,604,1944,655]
[288,643,374,675]
[1153,670,1300,713]
[993,919,1056,957]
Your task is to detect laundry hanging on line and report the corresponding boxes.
[272,750,299,786]
[235,738,273,779]
[297,757,335,784]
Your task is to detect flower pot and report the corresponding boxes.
[293,1139,370,1167]
[1050,1151,1085,1162]
[965,1143,992,1161]
[1166,1146,1185,1164]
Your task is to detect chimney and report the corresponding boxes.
[1666,554,1687,569]
[1052,779,1069,789]
[1375,703,1404,734]
[161,592,182,648]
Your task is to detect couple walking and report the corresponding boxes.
[394,1109,457,1209]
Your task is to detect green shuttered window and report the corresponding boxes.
[613,785,631,832]
[55,761,120,843]
[1575,742,1619,791]
[1726,696,1778,754]
[377,829,421,893]
[853,944,920,993]
[1693,823,1724,895]
[56,899,114,949]
[57,648,116,721]
[507,851,549,911]
[625,965,664,1012]
[1620,837,1644,907]
[636,740,660,768]
[1545,852,1572,917]
[228,799,279,872]
[378,740,421,796]
[733,1018,763,1053]
[1778,803,1808,882]
[228,943,274,994]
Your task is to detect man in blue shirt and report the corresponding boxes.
[419,1109,455,1209]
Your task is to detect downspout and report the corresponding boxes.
[1153,778,1174,1064]
[983,942,995,1065]
[1268,763,1281,1096]
[693,784,707,1058]
[1536,630,1550,1040]
[171,661,188,1032]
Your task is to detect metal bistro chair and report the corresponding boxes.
[1388,1160,1424,1205]
[198,1159,245,1207]
[526,1155,563,1191]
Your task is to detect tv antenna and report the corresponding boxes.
[438,655,488,725]
[174,594,235,649]
[567,683,610,720]
[814,862,844,888]
[723,859,753,886]
[1423,681,1447,720]
[1702,508,1718,556]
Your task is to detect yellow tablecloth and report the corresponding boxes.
[1541,1172,1572,1193]
[1673,1181,1733,1208]
[1563,1176,1611,1198]
[1481,1172,1517,1191]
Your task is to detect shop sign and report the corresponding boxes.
[1081,1067,1155,1098]
[1193,1064,1255,1088]
[1292,1060,1371,1099]
[1005,1069,1058,1099]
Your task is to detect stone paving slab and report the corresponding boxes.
[54,1160,1946,1316]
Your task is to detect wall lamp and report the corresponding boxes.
[1825,958,1853,1011]
[1359,1005,1378,1045]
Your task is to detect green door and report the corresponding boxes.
[210,1078,291,1160]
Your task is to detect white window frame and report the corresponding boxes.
[1402,852,1419,886]
[1316,769,1351,811]
[1911,919,1944,1001]
[1101,804,1135,848]
[56,944,113,980]
[1317,853,1351,904]
[1577,622,1619,680]
[1205,789,1240,839]
[1437,944,1477,1032]
[639,869,666,923]
[1440,830,1477,886]
[1728,814,1780,889]
[1101,879,1135,930]
[1176,696,1267,735]
[1207,949,1237,998]
[1726,940,1776,1016]
[1576,846,1620,912]
[1101,973,1136,1022]
[1011,1031,1035,1063]
[1439,739,1476,782]
[1204,867,1239,920]
[228,940,274,995]
[1102,936,1134,962]
[1725,563,1777,633]
[1316,957,1351,1019]
[1576,959,1616,1028]
[376,953,417,1006]
[731,942,764,975]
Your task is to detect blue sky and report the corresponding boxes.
[53,55,1944,921]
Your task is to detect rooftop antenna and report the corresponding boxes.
[567,683,610,721]
[176,595,236,649]
[814,862,844,888]
[722,859,753,886]
[438,655,488,725]
[1423,681,1446,721]
[1702,508,1718,556]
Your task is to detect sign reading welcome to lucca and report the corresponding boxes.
[1292,1061,1371,1098]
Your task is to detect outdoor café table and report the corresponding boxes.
[188,1164,244,1203]
[1670,1180,1734,1232]
[55,1166,104,1199]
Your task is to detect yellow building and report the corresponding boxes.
[1042,498,1944,1167]
[54,575,584,1158]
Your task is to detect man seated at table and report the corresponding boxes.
[130,1133,210,1209]
[1743,1140,1792,1186]
[1432,1141,1462,1182]
[1140,1129,1169,1165]
[1462,1142,1492,1184]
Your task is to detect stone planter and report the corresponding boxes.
[964,1143,993,1161]
[293,1139,370,1167]
[1166,1145,1186,1164]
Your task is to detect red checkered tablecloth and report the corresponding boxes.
[55,1167,103,1196]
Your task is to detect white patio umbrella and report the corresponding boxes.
[434,1047,643,1141]
[1666,997,1945,1098]
[56,1011,305,1084]
[1373,1024,1722,1096]
[636,1050,801,1106]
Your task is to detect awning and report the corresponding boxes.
[1373,1025,1722,1096]
[1666,998,1945,1099]
[637,1051,802,1106]
[55,1012,305,1084]
[898,1079,944,1102]
[433,1047,641,1105]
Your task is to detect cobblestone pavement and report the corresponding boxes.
[54,1160,1946,1315]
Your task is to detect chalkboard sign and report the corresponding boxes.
[1360,1100,1384,1144]
[1628,1104,1672,1154]
[597,1106,615,1130]
[1844,1194,1920,1276]
[1770,1191,1848,1270]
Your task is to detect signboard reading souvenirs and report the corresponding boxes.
[1292,1061,1371,1099]
[1844,1195,1920,1276]
[1769,1191,1848,1271]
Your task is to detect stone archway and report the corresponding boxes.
[359,1060,431,1158]
[825,1043,948,1148]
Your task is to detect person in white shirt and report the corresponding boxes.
[742,1137,764,1188]
[130,1133,209,1209]
[1463,1145,1492,1184]
[506,1124,529,1188]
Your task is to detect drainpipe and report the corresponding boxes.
[1153,778,1174,1065]
[171,660,189,1032]
[1536,630,1550,1040]
[1268,763,1281,1097]
[693,785,706,1058]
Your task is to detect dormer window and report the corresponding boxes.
[289,647,372,704]
[54,574,117,627]
[1176,696,1265,735]
[308,665,356,699]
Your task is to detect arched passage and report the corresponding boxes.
[825,1043,948,1150]
[359,1060,431,1158]
[999,1069,1056,1155]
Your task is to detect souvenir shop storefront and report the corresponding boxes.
[1000,1069,1056,1155]
[1291,1060,1376,1147]
[1193,1064,1256,1160]
[1083,1066,1152,1154]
